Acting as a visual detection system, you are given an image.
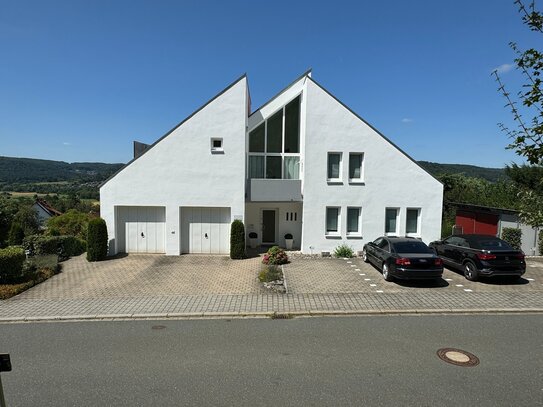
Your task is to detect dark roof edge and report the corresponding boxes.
[100,73,247,188]
[249,68,312,117]
[448,201,519,214]
[306,76,443,186]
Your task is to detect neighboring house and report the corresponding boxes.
[33,199,62,225]
[453,202,541,255]
[100,71,443,255]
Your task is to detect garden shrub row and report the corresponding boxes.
[0,246,26,283]
[23,235,86,260]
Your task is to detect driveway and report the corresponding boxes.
[14,254,263,299]
[284,257,543,294]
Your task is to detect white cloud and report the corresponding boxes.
[401,118,413,123]
[494,63,514,74]
[62,142,71,146]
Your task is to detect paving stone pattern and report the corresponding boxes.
[1,254,542,320]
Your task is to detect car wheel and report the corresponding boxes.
[362,250,369,263]
[382,263,393,282]
[464,261,479,281]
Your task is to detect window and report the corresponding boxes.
[385,208,399,235]
[406,208,420,235]
[249,123,265,152]
[266,156,282,179]
[347,207,361,235]
[327,153,342,181]
[326,207,340,235]
[349,153,363,181]
[211,138,223,153]
[248,156,264,179]
[247,95,301,180]
[266,110,282,153]
[377,239,390,252]
[284,156,300,179]
[284,97,300,153]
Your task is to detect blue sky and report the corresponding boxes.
[0,0,538,167]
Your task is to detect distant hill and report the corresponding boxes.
[417,161,507,182]
[0,156,123,183]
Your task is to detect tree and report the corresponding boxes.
[12,206,40,237]
[87,218,108,261]
[493,1,543,164]
[506,163,543,226]
[230,220,246,259]
[46,209,92,240]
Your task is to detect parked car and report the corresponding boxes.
[429,234,526,281]
[362,237,443,281]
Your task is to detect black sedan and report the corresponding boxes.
[429,234,526,281]
[362,237,443,281]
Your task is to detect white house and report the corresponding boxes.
[100,71,443,256]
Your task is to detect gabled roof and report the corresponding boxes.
[34,199,62,217]
[100,74,247,188]
[305,76,443,186]
[249,68,312,117]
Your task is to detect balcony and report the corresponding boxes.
[248,179,302,202]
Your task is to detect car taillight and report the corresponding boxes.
[434,258,443,266]
[516,253,525,261]
[395,257,411,265]
[477,253,496,260]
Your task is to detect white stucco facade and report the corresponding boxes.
[100,72,443,256]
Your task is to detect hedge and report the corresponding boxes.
[539,230,543,256]
[23,235,86,261]
[87,218,108,262]
[0,246,26,283]
[230,220,246,259]
[501,227,522,250]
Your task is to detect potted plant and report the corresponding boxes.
[284,233,293,250]
[248,232,258,248]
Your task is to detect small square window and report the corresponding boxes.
[211,138,223,153]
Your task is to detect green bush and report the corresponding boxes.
[46,209,92,240]
[334,243,354,258]
[0,246,26,283]
[86,218,108,261]
[230,220,246,259]
[501,227,522,250]
[8,222,25,246]
[61,236,86,257]
[539,230,543,255]
[262,246,288,265]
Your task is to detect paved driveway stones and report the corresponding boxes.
[283,256,543,294]
[9,253,543,300]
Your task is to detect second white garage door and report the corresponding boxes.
[180,207,231,254]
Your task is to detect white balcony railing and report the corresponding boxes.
[249,179,302,202]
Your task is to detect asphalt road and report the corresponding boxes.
[1,315,542,406]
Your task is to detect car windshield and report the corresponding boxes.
[470,238,513,250]
[392,241,432,254]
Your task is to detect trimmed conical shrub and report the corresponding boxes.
[230,220,246,259]
[87,218,108,262]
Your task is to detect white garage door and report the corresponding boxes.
[180,207,230,254]
[117,206,166,253]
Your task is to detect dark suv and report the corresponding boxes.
[429,234,526,281]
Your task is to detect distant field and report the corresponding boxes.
[34,181,71,185]
[4,191,56,198]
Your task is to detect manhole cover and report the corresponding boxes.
[151,325,166,330]
[437,348,479,367]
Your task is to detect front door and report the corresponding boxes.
[262,210,276,244]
